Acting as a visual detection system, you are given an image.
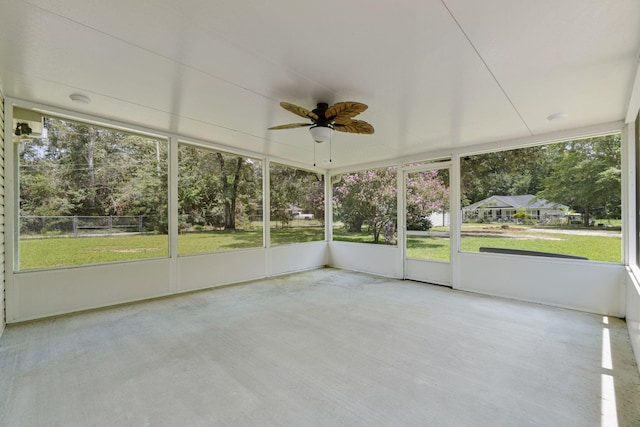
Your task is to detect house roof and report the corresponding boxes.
[464,195,568,211]
[1,1,639,169]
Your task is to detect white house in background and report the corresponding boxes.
[428,211,450,227]
[462,195,568,223]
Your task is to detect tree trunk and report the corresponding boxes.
[155,140,161,175]
[373,226,380,243]
[583,206,590,227]
[224,201,234,229]
[347,218,364,232]
[216,154,243,230]
[85,128,98,208]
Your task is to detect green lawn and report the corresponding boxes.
[336,225,622,263]
[270,227,325,246]
[406,236,450,261]
[18,224,621,270]
[461,235,620,262]
[20,234,170,270]
[405,234,621,262]
[178,229,263,255]
[332,230,387,244]
[19,226,325,270]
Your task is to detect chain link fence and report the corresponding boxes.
[21,216,157,237]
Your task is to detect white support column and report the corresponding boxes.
[4,99,16,321]
[168,136,179,292]
[622,123,636,267]
[450,153,461,289]
[325,170,332,243]
[264,158,271,276]
[397,165,406,279]
[0,88,5,334]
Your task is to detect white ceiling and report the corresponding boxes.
[1,0,639,169]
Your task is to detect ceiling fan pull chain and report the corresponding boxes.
[313,141,317,167]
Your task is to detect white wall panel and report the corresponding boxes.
[9,245,328,322]
[458,252,625,316]
[627,269,640,375]
[329,242,401,278]
[270,242,327,276]
[178,249,265,292]
[12,259,171,321]
[406,259,451,286]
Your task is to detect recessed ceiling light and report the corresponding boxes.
[547,112,568,121]
[69,93,91,104]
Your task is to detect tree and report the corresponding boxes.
[460,135,621,227]
[215,153,248,230]
[110,135,168,231]
[19,132,70,216]
[537,135,621,226]
[20,116,169,231]
[513,207,534,224]
[333,167,397,243]
[302,177,325,220]
[270,163,324,227]
[406,169,449,231]
[460,146,551,206]
[178,146,262,230]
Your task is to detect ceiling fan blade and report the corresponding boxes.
[334,120,375,135]
[326,101,368,121]
[269,123,313,130]
[280,102,319,121]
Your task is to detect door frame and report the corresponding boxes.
[402,161,454,286]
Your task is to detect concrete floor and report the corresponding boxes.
[1,268,639,426]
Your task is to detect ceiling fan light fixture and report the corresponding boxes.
[309,125,333,143]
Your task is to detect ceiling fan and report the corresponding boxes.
[269,101,374,143]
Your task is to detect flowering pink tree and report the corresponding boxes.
[333,167,397,243]
[406,170,449,230]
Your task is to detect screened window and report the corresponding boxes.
[178,144,263,255]
[460,134,622,262]
[332,166,398,245]
[269,163,325,246]
[18,112,168,270]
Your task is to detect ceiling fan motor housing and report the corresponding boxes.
[313,103,332,126]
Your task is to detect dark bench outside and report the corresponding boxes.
[479,247,588,260]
